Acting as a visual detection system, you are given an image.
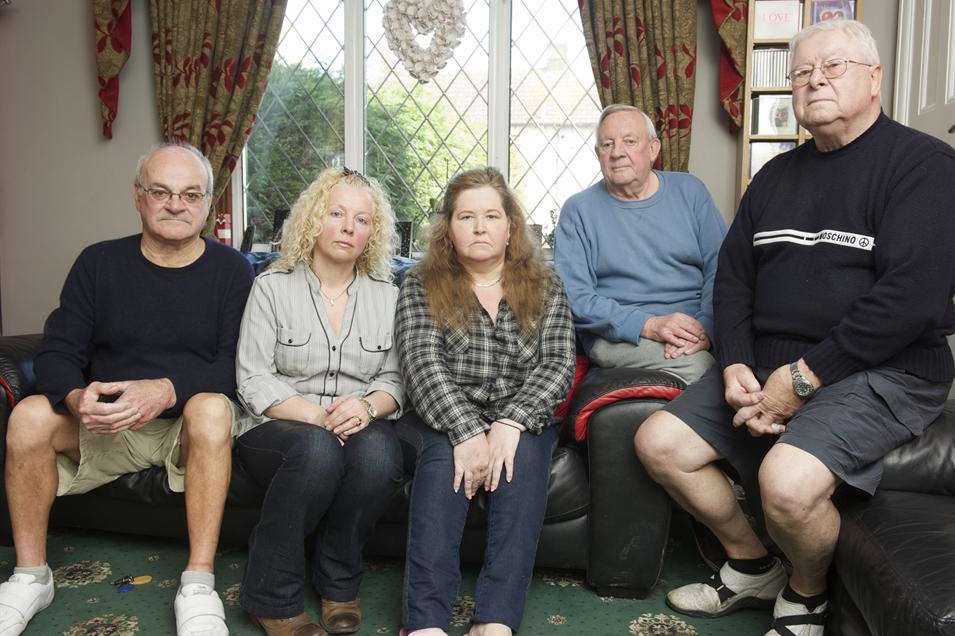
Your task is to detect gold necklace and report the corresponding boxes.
[318,276,353,307]
[472,276,502,288]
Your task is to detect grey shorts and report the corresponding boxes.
[663,365,950,497]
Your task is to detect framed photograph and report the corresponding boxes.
[752,95,798,135]
[750,141,796,178]
[811,0,854,24]
[753,1,802,39]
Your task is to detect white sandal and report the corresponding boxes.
[0,570,54,636]
[174,583,228,636]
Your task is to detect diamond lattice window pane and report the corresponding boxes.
[509,0,602,247]
[365,0,490,248]
[244,0,346,246]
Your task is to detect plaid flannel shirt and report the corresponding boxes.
[396,271,575,445]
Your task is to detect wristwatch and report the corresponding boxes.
[789,362,817,399]
[358,397,378,421]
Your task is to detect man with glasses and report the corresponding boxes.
[635,19,955,636]
[555,103,727,385]
[0,142,254,636]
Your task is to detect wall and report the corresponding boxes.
[0,0,900,335]
[0,0,160,335]
[688,0,742,223]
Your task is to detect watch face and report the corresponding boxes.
[795,380,814,397]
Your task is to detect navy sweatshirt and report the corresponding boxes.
[715,113,955,385]
[35,235,254,417]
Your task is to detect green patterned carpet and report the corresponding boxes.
[0,514,771,635]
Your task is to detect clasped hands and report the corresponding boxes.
[452,421,523,499]
[723,363,807,436]
[66,378,177,434]
[311,395,373,442]
[642,312,711,359]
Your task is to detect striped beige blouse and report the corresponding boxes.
[235,261,404,426]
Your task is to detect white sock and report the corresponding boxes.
[179,570,215,595]
[13,565,51,585]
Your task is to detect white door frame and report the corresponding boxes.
[893,0,917,125]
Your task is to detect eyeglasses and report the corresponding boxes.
[788,58,874,87]
[341,166,370,185]
[136,183,208,206]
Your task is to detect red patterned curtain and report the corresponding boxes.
[578,0,698,171]
[150,0,287,241]
[92,0,133,139]
[710,0,748,127]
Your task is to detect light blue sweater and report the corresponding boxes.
[554,171,727,352]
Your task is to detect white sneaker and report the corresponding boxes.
[174,582,228,636]
[764,588,827,636]
[0,568,55,636]
[666,558,787,618]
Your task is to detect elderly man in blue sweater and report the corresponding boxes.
[554,103,727,384]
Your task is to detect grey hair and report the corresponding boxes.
[789,19,880,66]
[135,141,215,194]
[596,104,658,141]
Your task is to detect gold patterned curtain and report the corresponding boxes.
[92,0,132,139]
[579,0,698,171]
[149,0,287,240]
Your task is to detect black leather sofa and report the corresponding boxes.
[3,331,952,629]
[0,333,682,599]
[827,398,955,636]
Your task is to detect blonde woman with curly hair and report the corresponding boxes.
[235,167,403,636]
[395,167,576,636]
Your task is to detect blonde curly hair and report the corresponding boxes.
[273,167,396,278]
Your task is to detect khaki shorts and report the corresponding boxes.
[56,397,244,496]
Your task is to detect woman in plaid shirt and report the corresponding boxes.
[396,167,576,636]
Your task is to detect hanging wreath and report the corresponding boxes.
[383,0,466,83]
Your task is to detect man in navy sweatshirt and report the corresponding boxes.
[0,143,254,636]
[555,104,727,384]
[635,20,954,636]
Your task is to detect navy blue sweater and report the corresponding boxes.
[715,113,955,385]
[35,235,254,417]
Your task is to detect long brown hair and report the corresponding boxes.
[415,167,553,333]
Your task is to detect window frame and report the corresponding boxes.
[232,0,572,247]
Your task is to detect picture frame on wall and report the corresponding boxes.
[811,0,854,23]
[750,141,796,177]
[752,95,798,135]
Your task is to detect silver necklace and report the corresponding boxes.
[472,276,502,288]
[318,276,353,307]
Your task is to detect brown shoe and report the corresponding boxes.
[250,611,326,636]
[321,598,362,634]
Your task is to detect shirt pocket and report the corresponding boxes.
[274,328,312,376]
[444,328,470,356]
[359,332,393,377]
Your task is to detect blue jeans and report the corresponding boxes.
[237,418,402,618]
[397,413,557,632]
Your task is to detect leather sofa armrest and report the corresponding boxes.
[570,367,685,597]
[0,334,43,408]
[880,401,955,496]
[566,367,685,443]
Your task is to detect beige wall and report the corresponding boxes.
[0,0,160,335]
[0,0,901,335]
[688,0,741,224]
